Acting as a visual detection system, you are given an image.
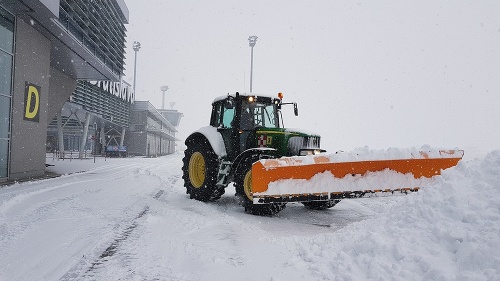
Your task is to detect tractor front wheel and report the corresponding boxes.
[235,158,286,216]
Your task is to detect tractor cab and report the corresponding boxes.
[210,92,284,130]
[210,92,292,159]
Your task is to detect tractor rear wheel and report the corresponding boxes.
[182,139,224,201]
[302,200,341,210]
[235,158,286,216]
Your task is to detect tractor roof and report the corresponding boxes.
[212,93,281,104]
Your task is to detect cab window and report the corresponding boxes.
[222,107,235,128]
[211,100,235,128]
[210,103,222,127]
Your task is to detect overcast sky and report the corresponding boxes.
[122,0,500,157]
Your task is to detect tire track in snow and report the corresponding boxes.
[59,203,152,280]
[84,206,150,275]
[61,186,171,280]
[86,186,169,268]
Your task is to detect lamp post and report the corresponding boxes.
[161,85,169,109]
[132,41,141,98]
[248,35,258,93]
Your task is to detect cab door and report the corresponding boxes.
[212,99,238,159]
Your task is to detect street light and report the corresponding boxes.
[132,41,141,99]
[161,85,169,109]
[248,35,258,93]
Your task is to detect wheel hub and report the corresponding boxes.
[189,152,205,188]
[243,170,253,200]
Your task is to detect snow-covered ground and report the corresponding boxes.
[0,150,498,280]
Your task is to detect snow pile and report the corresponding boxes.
[288,150,500,280]
[327,146,464,161]
[264,146,464,167]
[265,169,434,196]
[259,146,462,196]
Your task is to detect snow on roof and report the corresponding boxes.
[212,93,281,103]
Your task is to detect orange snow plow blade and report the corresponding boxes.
[251,150,464,204]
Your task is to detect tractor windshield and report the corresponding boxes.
[241,99,279,130]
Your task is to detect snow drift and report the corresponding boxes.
[288,150,500,280]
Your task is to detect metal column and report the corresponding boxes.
[79,112,91,158]
[100,126,106,155]
[120,127,126,146]
[57,113,64,157]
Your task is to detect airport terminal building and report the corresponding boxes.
[126,101,181,157]
[0,1,181,183]
[46,79,135,157]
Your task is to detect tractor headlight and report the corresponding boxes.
[314,149,326,154]
[299,149,326,156]
[299,150,313,156]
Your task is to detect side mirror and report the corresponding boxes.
[294,103,298,116]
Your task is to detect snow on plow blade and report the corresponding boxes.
[251,149,464,204]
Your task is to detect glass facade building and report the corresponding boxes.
[46,80,134,154]
[73,81,132,128]
[0,0,129,182]
[0,0,181,182]
[127,101,180,156]
[0,7,14,178]
[58,0,127,77]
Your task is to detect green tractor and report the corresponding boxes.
[181,92,329,216]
